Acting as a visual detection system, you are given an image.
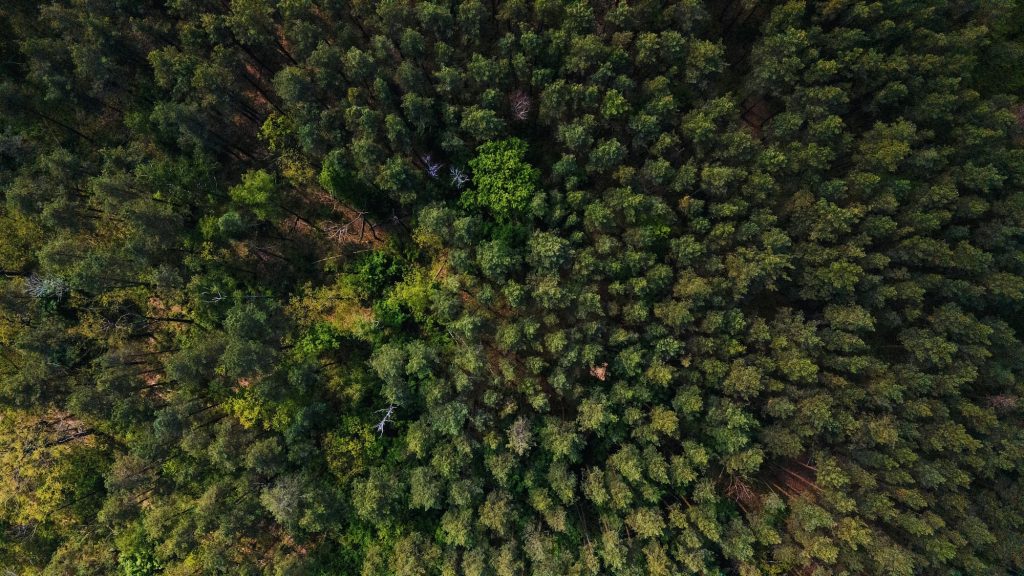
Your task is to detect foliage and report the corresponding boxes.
[464,138,540,222]
[1,1,1023,575]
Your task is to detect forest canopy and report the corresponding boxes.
[1,0,1024,575]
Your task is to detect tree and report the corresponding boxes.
[464,138,540,222]
[2,0,1024,574]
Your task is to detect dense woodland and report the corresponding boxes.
[2,0,1024,574]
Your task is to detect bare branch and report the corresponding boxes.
[449,166,469,189]
[510,90,531,120]
[374,403,398,437]
[421,154,443,178]
[24,274,68,300]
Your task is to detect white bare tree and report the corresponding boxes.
[449,166,469,189]
[24,274,68,300]
[421,154,443,178]
[201,290,226,303]
[506,416,534,455]
[510,90,531,120]
[374,403,398,436]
